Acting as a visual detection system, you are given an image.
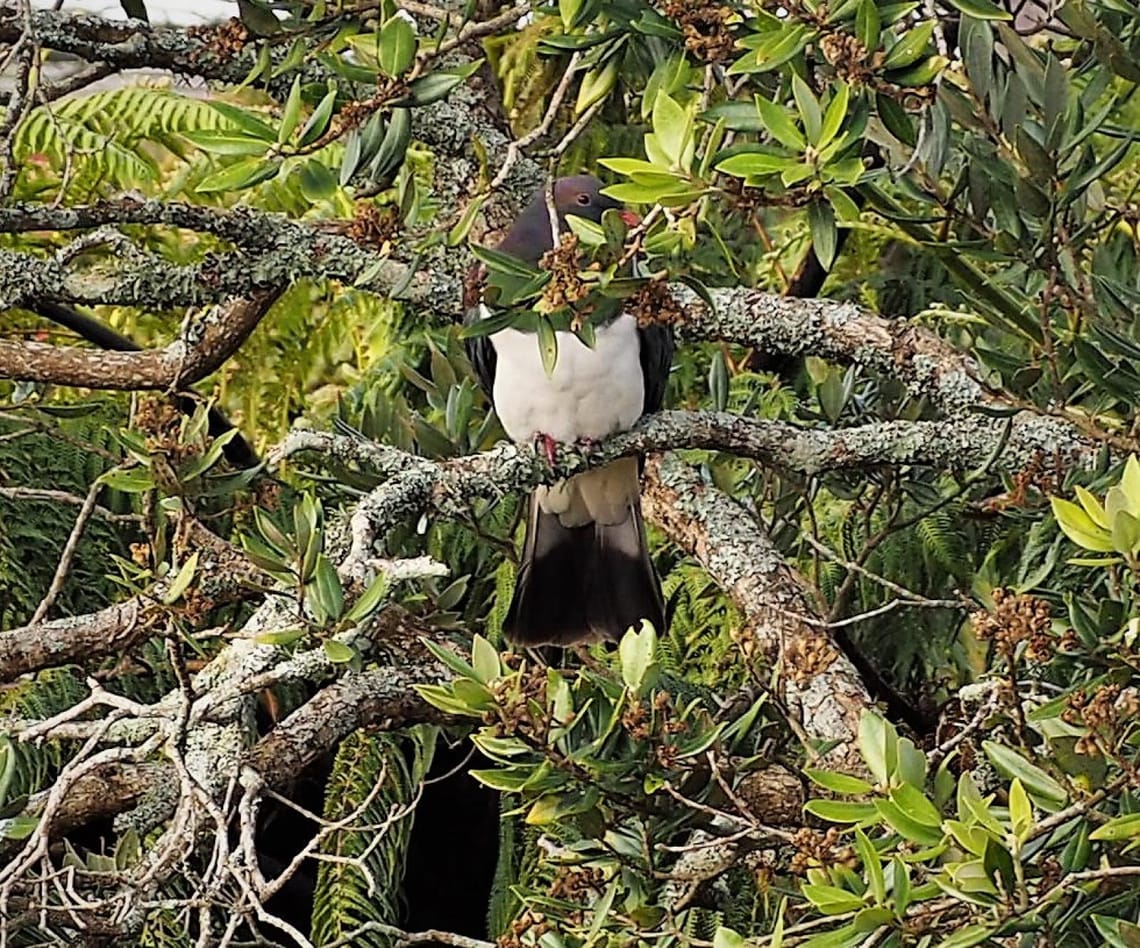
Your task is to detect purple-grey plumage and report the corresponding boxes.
[465,176,673,647]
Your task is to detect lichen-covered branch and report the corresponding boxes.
[643,456,872,772]
[0,290,277,388]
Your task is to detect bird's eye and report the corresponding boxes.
[575,192,591,206]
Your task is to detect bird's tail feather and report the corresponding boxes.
[504,476,664,647]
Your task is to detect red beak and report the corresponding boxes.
[619,209,641,227]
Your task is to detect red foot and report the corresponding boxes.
[537,433,558,466]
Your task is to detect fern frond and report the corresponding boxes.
[12,87,234,197]
[311,726,438,948]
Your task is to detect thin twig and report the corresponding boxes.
[28,478,105,625]
[0,486,141,523]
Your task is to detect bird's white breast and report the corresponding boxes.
[491,314,645,444]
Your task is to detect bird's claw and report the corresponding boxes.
[537,433,558,466]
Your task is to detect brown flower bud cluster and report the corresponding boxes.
[983,452,1059,512]
[971,589,1053,662]
[630,279,684,328]
[498,909,553,948]
[1063,684,1140,755]
[661,1,738,63]
[347,203,401,249]
[548,865,606,903]
[136,397,198,467]
[783,632,840,683]
[789,827,856,874]
[538,233,591,313]
[820,33,873,84]
[188,19,250,60]
[621,691,692,768]
[485,663,557,743]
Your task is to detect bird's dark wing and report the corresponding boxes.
[638,323,674,414]
[464,305,498,406]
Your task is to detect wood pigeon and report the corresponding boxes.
[466,175,674,646]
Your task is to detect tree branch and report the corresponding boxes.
[0,289,278,389]
[643,456,872,771]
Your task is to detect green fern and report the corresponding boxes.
[311,726,438,947]
[13,87,232,197]
[486,796,524,938]
[0,669,88,799]
[659,565,742,689]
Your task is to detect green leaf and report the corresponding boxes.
[855,829,885,903]
[182,131,270,156]
[649,93,692,170]
[895,737,927,788]
[888,53,948,87]
[278,77,303,144]
[379,15,417,77]
[889,784,942,828]
[298,159,338,202]
[559,0,583,29]
[826,186,861,223]
[1074,485,1109,528]
[876,92,916,146]
[180,428,239,482]
[419,639,479,682]
[0,816,38,840]
[619,620,659,695]
[255,627,306,647]
[716,150,795,179]
[298,86,338,148]
[346,571,389,624]
[804,800,878,823]
[100,467,154,493]
[713,927,748,948]
[804,769,875,795]
[211,102,278,142]
[163,551,199,605]
[1089,813,1140,841]
[1051,497,1115,552]
[536,316,558,378]
[755,95,806,150]
[883,21,935,70]
[856,0,880,49]
[802,884,865,915]
[792,74,822,144]
[982,741,1067,809]
[874,798,943,845]
[449,196,488,246]
[1122,455,1140,511]
[1008,778,1033,839]
[1093,915,1140,948]
[196,157,281,193]
[818,83,849,148]
[946,0,1012,18]
[470,243,543,279]
[858,712,897,786]
[323,639,356,663]
[892,859,911,915]
[310,554,344,623]
[808,201,838,270]
[471,635,501,684]
[576,57,620,115]
[399,60,482,107]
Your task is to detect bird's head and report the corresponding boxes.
[498,175,639,263]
